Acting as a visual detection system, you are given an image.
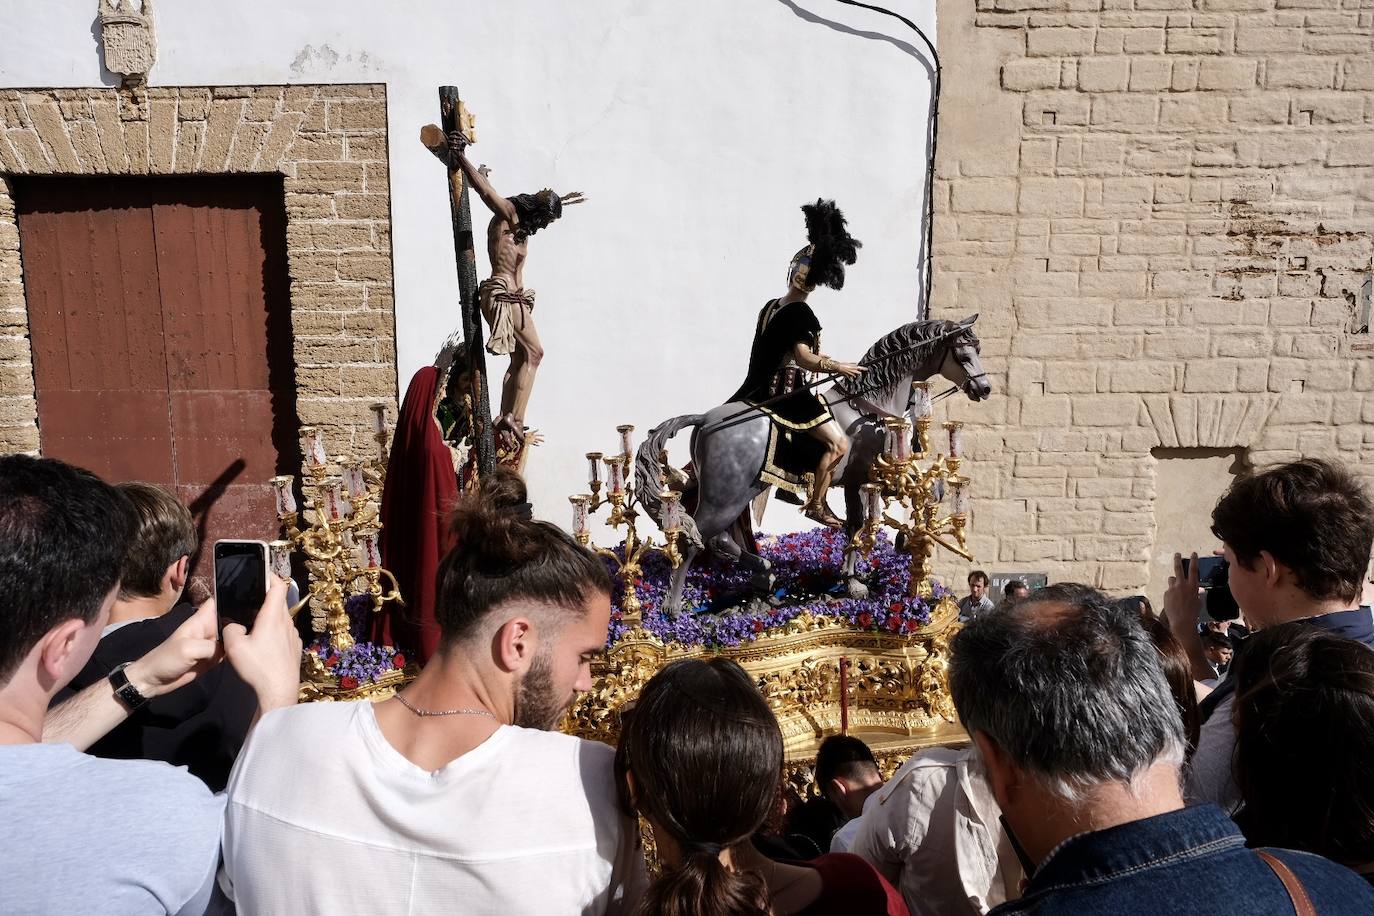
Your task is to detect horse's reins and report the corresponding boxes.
[699,326,977,437]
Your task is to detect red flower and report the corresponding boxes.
[339,675,359,690]
[903,619,919,633]
[889,602,904,614]
[886,616,901,632]
[324,655,340,667]
[392,654,406,668]
[858,612,874,627]
[752,619,765,633]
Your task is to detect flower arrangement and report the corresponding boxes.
[603,528,950,649]
[310,640,408,689]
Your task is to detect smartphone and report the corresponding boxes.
[214,540,270,633]
[1181,555,1225,583]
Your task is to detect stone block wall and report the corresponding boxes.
[933,0,1374,591]
[0,84,397,460]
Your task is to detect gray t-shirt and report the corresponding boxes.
[0,742,225,915]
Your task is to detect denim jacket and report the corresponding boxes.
[991,805,1374,914]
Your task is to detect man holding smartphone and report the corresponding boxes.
[1165,458,1374,813]
[0,455,303,916]
[54,483,257,791]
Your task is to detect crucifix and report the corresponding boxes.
[420,87,496,476]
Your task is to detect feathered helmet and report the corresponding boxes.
[788,199,862,291]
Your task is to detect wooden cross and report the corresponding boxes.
[420,88,495,476]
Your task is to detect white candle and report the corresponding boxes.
[662,492,682,531]
[324,484,346,521]
[861,483,882,522]
[570,496,590,537]
[883,421,898,459]
[951,478,970,515]
[607,457,625,495]
[357,532,381,569]
[912,382,932,419]
[340,459,366,499]
[269,540,293,580]
[893,420,912,461]
[301,427,328,468]
[271,476,297,515]
[586,452,603,489]
[946,422,964,459]
[617,424,635,460]
[370,403,388,436]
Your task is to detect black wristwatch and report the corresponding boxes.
[108,662,150,712]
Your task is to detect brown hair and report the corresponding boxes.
[1211,458,1374,605]
[1233,624,1374,865]
[968,570,989,587]
[1116,595,1200,752]
[114,482,196,600]
[434,468,610,645]
[618,658,780,916]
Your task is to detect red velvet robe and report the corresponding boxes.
[372,367,459,662]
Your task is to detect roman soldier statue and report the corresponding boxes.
[730,200,866,529]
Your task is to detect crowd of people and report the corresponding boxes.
[3,451,1374,914]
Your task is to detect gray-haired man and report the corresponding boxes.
[951,583,1374,915]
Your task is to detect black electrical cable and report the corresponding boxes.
[830,0,941,320]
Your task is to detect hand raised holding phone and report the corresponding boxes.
[220,576,303,717]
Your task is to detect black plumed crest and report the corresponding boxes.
[802,199,862,290]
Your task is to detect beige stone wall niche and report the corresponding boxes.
[0,84,398,459]
[932,1,1374,595]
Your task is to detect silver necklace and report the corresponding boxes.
[395,692,497,719]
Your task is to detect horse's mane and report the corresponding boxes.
[835,319,978,401]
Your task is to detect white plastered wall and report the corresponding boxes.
[0,0,938,535]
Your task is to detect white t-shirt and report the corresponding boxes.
[850,746,1021,916]
[221,700,645,915]
[829,790,880,853]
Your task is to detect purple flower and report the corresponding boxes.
[311,640,402,685]
[603,529,939,649]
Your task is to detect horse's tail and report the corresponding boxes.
[634,414,705,549]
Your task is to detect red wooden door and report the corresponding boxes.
[16,176,299,578]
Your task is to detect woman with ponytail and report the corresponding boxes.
[619,658,907,916]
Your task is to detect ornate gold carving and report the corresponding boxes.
[564,596,966,762]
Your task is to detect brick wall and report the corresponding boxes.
[0,84,398,460]
[933,0,1374,590]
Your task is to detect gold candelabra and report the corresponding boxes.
[852,383,973,598]
[570,424,684,625]
[270,422,404,654]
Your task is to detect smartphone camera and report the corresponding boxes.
[214,540,270,634]
[1184,555,1239,622]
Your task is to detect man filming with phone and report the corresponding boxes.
[0,455,303,916]
[53,483,258,791]
[1164,458,1374,813]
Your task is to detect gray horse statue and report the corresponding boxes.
[635,315,993,616]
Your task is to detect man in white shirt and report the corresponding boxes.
[850,746,1022,915]
[814,734,884,854]
[222,471,646,915]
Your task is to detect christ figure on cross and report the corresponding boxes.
[445,129,583,448]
